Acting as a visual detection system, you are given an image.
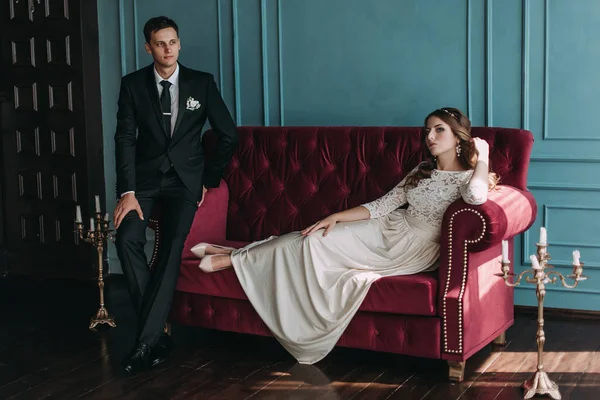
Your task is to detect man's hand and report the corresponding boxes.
[114,193,143,229]
[197,186,208,208]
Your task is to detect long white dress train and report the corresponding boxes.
[227,167,488,364]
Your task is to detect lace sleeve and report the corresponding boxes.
[361,166,418,219]
[460,172,489,205]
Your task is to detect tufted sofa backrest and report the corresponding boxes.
[203,126,533,242]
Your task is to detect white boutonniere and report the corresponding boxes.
[186,96,201,111]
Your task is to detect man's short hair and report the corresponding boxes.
[143,16,179,43]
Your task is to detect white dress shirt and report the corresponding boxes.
[154,63,180,136]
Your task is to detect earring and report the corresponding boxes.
[456,144,461,156]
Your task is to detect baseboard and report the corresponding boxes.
[108,257,123,274]
[515,305,600,320]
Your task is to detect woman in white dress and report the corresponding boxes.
[190,107,497,364]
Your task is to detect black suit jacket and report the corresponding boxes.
[114,63,238,200]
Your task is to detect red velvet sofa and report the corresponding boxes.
[151,126,537,381]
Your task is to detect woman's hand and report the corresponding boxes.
[472,137,489,163]
[301,214,339,237]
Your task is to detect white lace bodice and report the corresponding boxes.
[362,166,488,229]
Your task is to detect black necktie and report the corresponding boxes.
[159,80,172,136]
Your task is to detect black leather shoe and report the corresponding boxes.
[150,333,175,367]
[122,342,152,375]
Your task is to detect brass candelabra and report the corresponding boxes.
[75,198,117,330]
[496,233,586,400]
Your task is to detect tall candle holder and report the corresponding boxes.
[75,199,117,330]
[496,233,587,400]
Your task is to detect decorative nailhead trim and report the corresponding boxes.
[442,208,486,354]
[149,218,160,270]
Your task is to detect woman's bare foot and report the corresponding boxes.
[198,254,233,273]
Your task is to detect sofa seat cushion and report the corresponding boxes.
[177,241,438,316]
[359,272,438,316]
[169,292,441,359]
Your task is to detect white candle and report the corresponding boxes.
[75,205,82,223]
[501,240,509,263]
[89,217,95,231]
[539,227,547,245]
[104,212,110,221]
[573,250,581,266]
[530,255,541,270]
[95,195,101,213]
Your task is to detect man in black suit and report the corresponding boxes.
[113,16,238,374]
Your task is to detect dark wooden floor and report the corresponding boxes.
[1,275,599,400]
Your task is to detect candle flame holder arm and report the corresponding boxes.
[495,267,536,287]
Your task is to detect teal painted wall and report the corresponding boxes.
[98,0,600,310]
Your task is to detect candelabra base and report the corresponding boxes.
[523,370,561,399]
[89,306,116,330]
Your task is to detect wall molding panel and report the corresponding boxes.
[542,0,549,140]
[530,156,600,163]
[231,0,241,124]
[466,0,472,119]
[521,0,530,130]
[260,0,269,125]
[277,0,284,126]
[540,0,600,143]
[528,183,600,191]
[485,0,493,126]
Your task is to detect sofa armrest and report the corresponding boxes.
[437,185,537,360]
[148,179,230,267]
[445,185,537,253]
[184,179,230,247]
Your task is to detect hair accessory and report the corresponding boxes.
[441,108,458,120]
